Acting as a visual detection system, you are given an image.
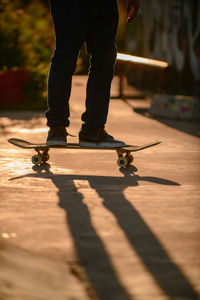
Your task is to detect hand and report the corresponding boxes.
[127,0,140,23]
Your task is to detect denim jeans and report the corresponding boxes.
[46,0,119,128]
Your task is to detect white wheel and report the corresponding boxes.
[117,156,128,168]
[32,154,42,165]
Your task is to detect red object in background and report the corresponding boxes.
[0,68,29,107]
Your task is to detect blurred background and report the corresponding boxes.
[0,0,200,111]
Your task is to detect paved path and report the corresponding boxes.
[0,76,200,300]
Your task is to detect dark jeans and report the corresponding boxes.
[46,0,119,128]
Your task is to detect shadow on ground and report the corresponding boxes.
[124,100,200,138]
[10,163,199,300]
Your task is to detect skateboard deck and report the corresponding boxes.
[8,138,161,168]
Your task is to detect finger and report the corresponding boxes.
[127,7,135,23]
[127,5,139,23]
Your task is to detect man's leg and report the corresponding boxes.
[46,0,95,145]
[81,0,119,128]
[46,0,93,128]
[79,0,125,147]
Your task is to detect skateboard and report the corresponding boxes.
[8,138,161,168]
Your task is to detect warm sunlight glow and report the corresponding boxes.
[1,233,17,239]
[117,53,168,69]
[9,128,48,133]
[2,233,9,239]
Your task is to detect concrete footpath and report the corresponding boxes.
[0,76,200,300]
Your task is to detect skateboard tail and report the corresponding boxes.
[8,138,47,149]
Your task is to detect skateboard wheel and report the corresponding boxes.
[128,154,134,164]
[31,154,42,165]
[117,156,128,168]
[42,153,49,163]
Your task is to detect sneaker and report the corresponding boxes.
[46,126,67,146]
[79,126,126,148]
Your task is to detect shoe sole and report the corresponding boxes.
[46,140,67,146]
[79,140,125,148]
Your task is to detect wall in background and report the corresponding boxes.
[126,0,200,96]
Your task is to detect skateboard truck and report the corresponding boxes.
[30,147,134,168]
[116,149,134,168]
[31,147,50,165]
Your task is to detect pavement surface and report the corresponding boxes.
[0,76,200,300]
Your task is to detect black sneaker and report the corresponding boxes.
[46,126,67,146]
[79,126,125,148]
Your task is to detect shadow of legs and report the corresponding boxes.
[94,189,198,299]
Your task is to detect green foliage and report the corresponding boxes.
[0,0,126,109]
[0,0,54,109]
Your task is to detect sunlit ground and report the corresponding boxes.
[9,128,48,133]
[0,76,200,300]
[0,148,72,187]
